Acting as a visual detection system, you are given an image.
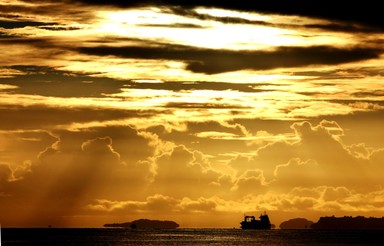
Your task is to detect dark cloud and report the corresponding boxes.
[41,0,383,31]
[165,102,249,109]
[352,90,384,98]
[0,104,157,131]
[38,26,83,31]
[305,23,381,33]
[0,20,58,29]
[165,6,270,26]
[1,2,96,23]
[0,66,276,98]
[0,36,54,44]
[171,7,377,34]
[139,23,206,29]
[0,31,12,38]
[0,66,124,97]
[78,44,382,74]
[293,66,384,81]
[164,6,379,34]
[129,81,274,93]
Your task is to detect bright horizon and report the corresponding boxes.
[1,0,384,229]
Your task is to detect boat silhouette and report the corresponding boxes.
[240,212,271,230]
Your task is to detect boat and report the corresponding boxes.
[240,212,271,229]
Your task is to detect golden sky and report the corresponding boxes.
[1,0,384,228]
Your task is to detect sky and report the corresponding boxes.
[0,0,384,228]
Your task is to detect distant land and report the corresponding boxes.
[279,218,314,229]
[104,219,179,229]
[311,216,384,230]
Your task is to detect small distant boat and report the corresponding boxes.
[240,212,271,230]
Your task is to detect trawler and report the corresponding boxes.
[240,212,271,229]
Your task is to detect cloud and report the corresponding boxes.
[0,124,230,225]
[0,164,14,192]
[231,169,268,196]
[225,120,384,192]
[2,2,382,84]
[0,130,56,171]
[195,131,241,140]
[322,186,352,202]
[178,197,217,213]
[369,148,384,181]
[88,194,182,214]
[165,6,271,26]
[2,119,374,213]
[81,136,120,159]
[165,6,381,34]
[346,143,371,159]
[78,44,382,74]
[89,195,222,215]
[1,119,384,226]
[258,186,384,214]
[149,145,225,198]
[0,126,156,225]
[0,104,140,131]
[138,23,206,29]
[127,81,273,93]
[1,1,97,23]
[288,121,360,174]
[273,158,323,187]
[0,66,124,97]
[85,185,384,228]
[1,0,383,229]
[0,20,58,29]
[54,0,384,31]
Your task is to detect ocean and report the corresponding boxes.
[1,228,383,245]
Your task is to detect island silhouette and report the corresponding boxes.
[104,216,384,230]
[104,219,179,229]
[279,218,314,229]
[310,216,384,230]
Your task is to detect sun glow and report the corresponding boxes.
[95,8,302,50]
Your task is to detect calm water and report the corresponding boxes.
[2,228,383,245]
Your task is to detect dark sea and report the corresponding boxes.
[1,228,383,245]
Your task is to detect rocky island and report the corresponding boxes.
[104,219,179,229]
[279,218,314,229]
[311,216,384,230]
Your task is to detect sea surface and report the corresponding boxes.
[1,228,383,245]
